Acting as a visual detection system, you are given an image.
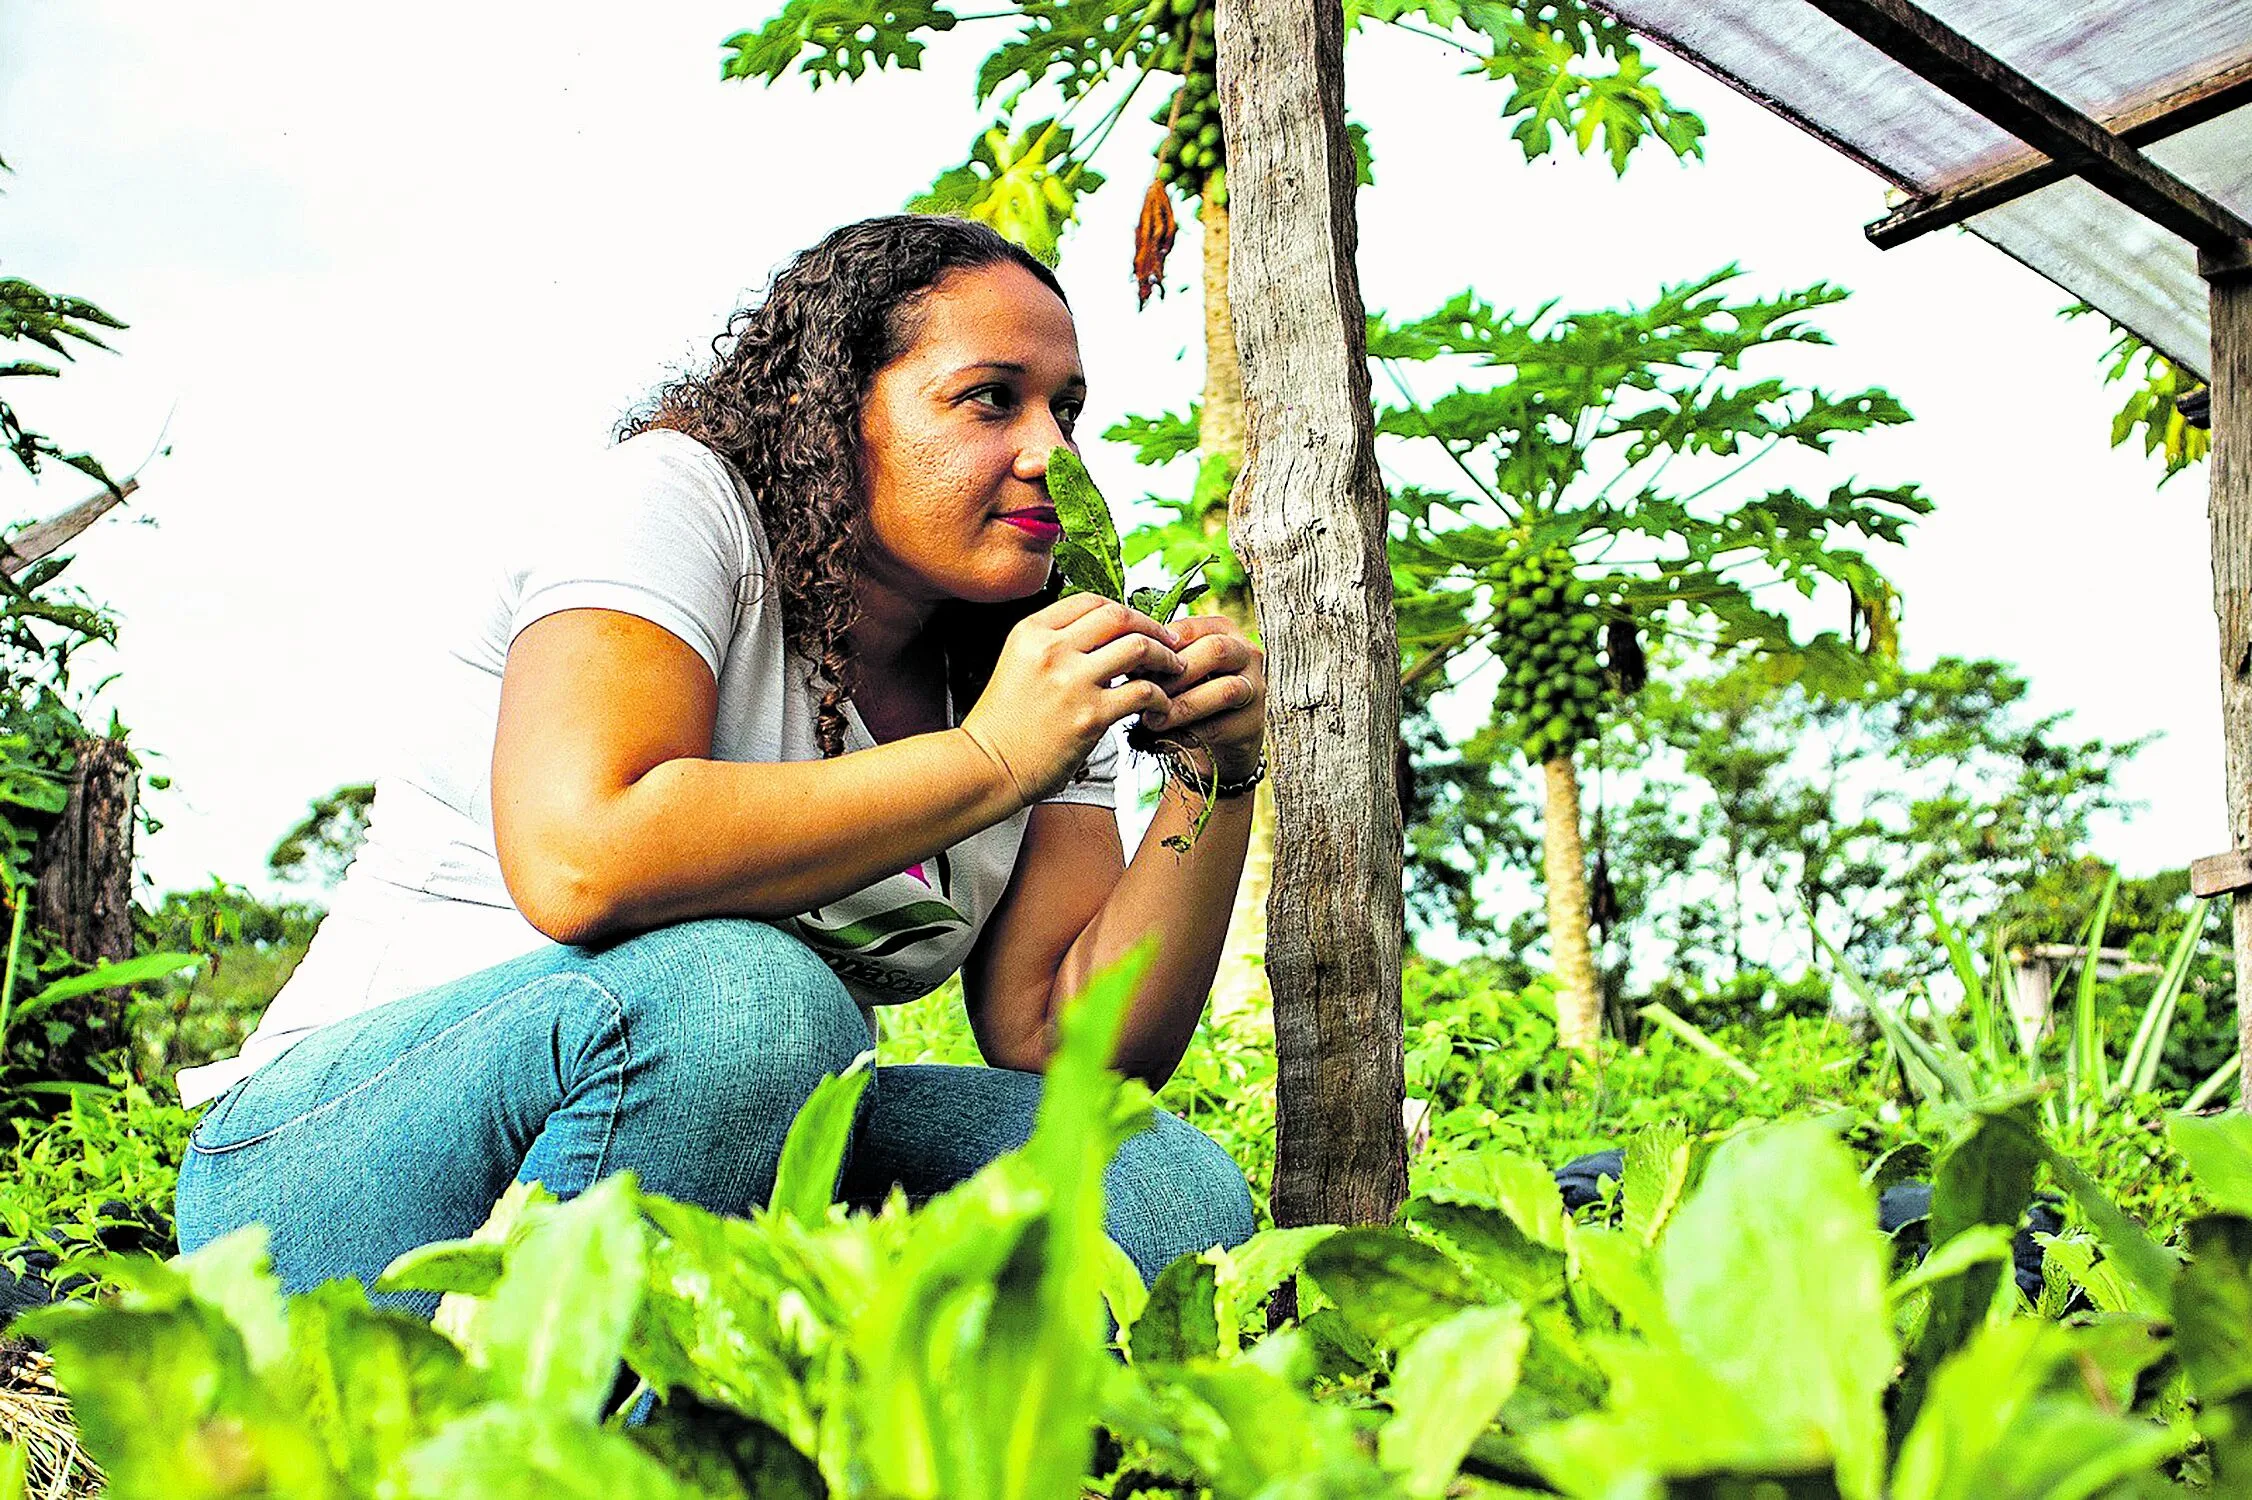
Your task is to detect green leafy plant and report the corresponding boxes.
[0,1077,191,1289]
[26,942,1162,1499]
[723,0,1703,281]
[2064,303,2209,485]
[1047,445,1233,850]
[1046,444,1210,624]
[1824,876,2224,1140]
[31,946,2252,1497]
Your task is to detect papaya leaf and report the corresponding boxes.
[1103,406,1201,467]
[974,0,1161,107]
[720,0,958,87]
[908,120,1103,266]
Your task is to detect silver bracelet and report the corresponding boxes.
[1169,749,1267,801]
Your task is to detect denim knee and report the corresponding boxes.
[585,917,870,1105]
[1105,1109,1259,1284]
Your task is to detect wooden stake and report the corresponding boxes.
[2207,257,2252,1110]
[0,479,139,580]
[28,737,138,1082]
[1218,0,1407,1225]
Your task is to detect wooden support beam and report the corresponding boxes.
[2193,849,2252,898]
[1803,0,2252,252]
[1869,58,2252,248]
[1218,0,1408,1226]
[2206,257,2252,1109]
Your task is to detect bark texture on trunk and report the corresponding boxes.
[1195,191,1275,1021]
[1219,0,1407,1228]
[2208,267,2252,1111]
[28,736,138,1081]
[1542,754,1601,1056]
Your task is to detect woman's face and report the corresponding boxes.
[856,261,1086,611]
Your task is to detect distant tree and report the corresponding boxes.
[1406,650,2140,1014]
[267,782,375,889]
[1636,653,2137,989]
[1360,270,1926,1051]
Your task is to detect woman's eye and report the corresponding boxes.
[969,385,1015,412]
[1056,403,1083,431]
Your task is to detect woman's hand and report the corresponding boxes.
[1137,613,1267,780]
[960,594,1186,806]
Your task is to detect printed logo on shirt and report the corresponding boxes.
[794,849,968,962]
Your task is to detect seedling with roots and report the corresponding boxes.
[1044,446,1228,850]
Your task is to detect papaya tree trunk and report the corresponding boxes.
[1195,192,1277,1020]
[1198,194,1246,466]
[1542,754,1601,1055]
[1221,0,1408,1228]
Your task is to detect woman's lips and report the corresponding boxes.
[998,513,1062,543]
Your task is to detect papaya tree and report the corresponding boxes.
[1373,269,1929,1052]
[2063,305,2210,484]
[717,0,1706,1013]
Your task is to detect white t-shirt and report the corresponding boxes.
[177,430,1116,1109]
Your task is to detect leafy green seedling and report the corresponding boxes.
[1046,446,1211,626]
[1046,446,1226,853]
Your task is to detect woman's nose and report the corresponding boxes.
[1016,422,1073,477]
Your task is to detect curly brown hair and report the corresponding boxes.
[620,215,1070,758]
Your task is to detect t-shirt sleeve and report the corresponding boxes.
[1041,725,1120,810]
[506,432,755,678]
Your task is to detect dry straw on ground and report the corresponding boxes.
[0,1339,99,1499]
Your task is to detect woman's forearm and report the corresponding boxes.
[1057,773,1255,1085]
[503,729,1024,944]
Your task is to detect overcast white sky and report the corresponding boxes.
[0,2,2225,904]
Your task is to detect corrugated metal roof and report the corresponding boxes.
[1589,0,2252,375]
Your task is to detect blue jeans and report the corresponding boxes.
[176,917,1255,1312]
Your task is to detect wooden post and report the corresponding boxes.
[2207,251,2252,1110]
[1216,0,1408,1226]
[28,737,138,1079]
